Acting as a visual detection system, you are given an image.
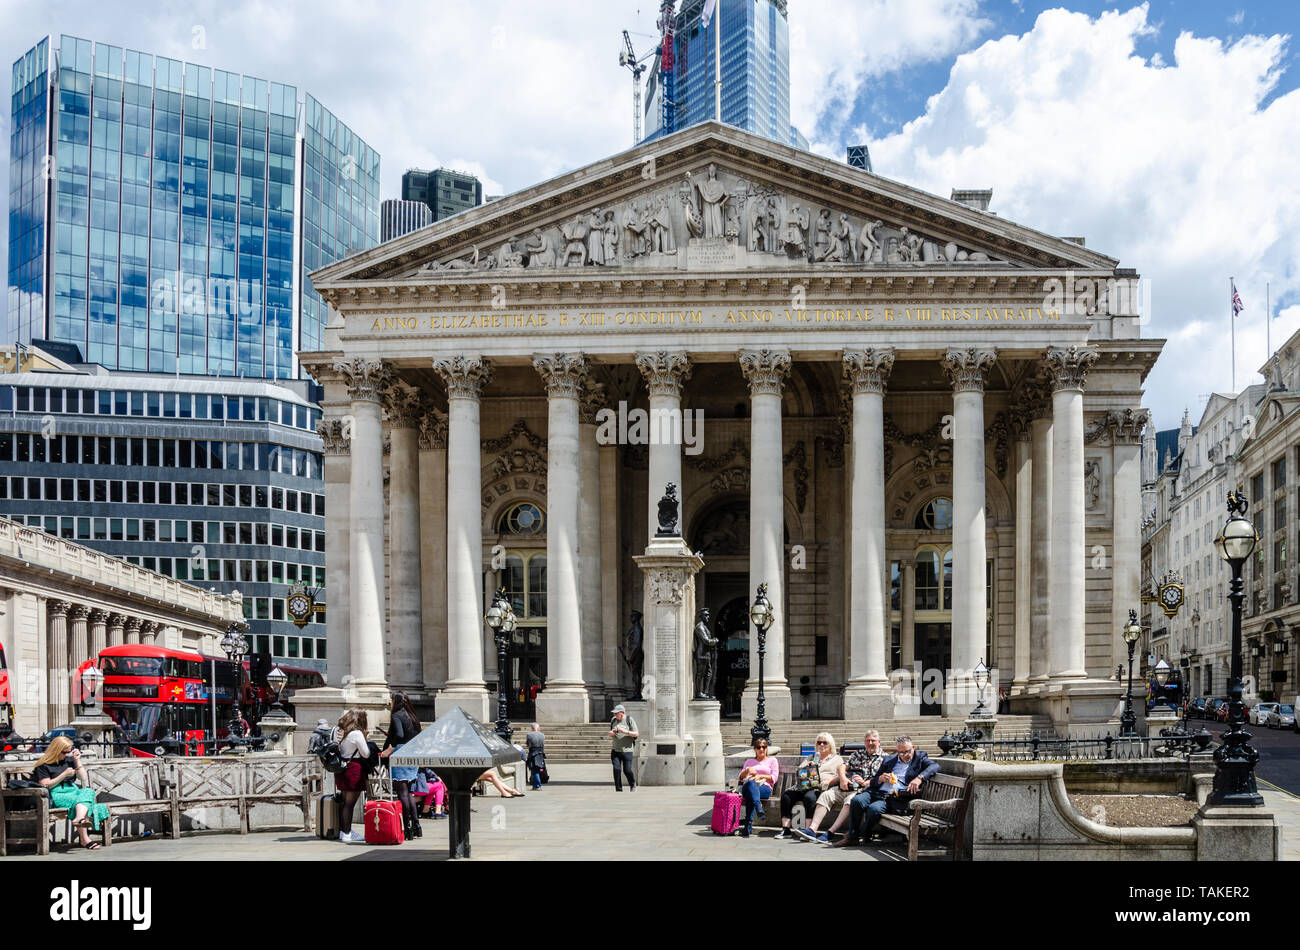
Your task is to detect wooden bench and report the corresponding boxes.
[0,759,175,855]
[873,772,971,861]
[244,756,320,832]
[168,756,321,834]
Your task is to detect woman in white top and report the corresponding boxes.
[334,709,370,843]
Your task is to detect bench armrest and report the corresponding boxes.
[908,796,963,813]
[1,787,48,798]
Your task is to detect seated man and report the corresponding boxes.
[797,729,885,842]
[841,735,938,846]
[825,729,887,845]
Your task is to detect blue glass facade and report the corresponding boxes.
[642,0,803,148]
[6,36,379,379]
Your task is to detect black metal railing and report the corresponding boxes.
[1,730,270,761]
[937,728,1216,761]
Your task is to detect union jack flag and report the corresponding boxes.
[1232,282,1244,317]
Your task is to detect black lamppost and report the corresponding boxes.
[266,666,288,715]
[485,587,516,742]
[1210,490,1264,806]
[970,659,991,718]
[219,622,249,741]
[748,583,774,744]
[1120,609,1143,737]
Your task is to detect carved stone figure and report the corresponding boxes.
[522,227,557,267]
[561,214,588,266]
[602,209,619,263]
[623,200,647,257]
[693,607,720,701]
[496,236,524,269]
[622,609,645,700]
[656,482,680,537]
[648,195,676,254]
[835,212,856,263]
[724,198,740,244]
[781,204,809,256]
[899,227,924,263]
[749,196,774,252]
[1084,460,1102,511]
[812,208,834,262]
[422,245,479,271]
[858,218,883,264]
[687,163,729,239]
[585,208,605,265]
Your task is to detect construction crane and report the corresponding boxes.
[619,30,651,145]
[657,0,678,138]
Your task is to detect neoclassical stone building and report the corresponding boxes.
[299,124,1163,732]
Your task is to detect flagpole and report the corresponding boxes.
[1230,277,1236,392]
[714,0,722,122]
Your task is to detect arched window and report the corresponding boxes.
[915,497,953,531]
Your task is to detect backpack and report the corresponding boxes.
[318,741,346,774]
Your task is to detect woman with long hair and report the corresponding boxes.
[334,709,369,844]
[379,691,423,839]
[30,736,109,850]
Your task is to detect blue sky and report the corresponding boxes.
[2,1,1298,430]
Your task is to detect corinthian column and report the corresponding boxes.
[107,613,126,648]
[317,417,352,688]
[418,409,449,694]
[140,620,158,645]
[533,352,590,723]
[124,616,142,645]
[842,347,895,718]
[635,351,692,544]
[384,381,426,697]
[69,604,90,668]
[1044,345,1098,681]
[740,347,792,723]
[579,380,606,711]
[47,600,71,728]
[1028,388,1054,684]
[433,354,494,720]
[942,347,996,709]
[88,609,108,660]
[1110,409,1148,677]
[333,357,394,696]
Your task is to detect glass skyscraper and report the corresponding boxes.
[7,35,380,379]
[641,0,806,148]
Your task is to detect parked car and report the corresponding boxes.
[1250,702,1280,726]
[1189,697,1209,719]
[1266,704,1295,729]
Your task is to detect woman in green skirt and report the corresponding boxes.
[30,735,109,849]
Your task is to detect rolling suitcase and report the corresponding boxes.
[364,771,405,845]
[316,792,341,840]
[710,790,743,835]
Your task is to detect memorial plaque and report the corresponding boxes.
[686,238,743,271]
[654,620,679,735]
[656,744,676,756]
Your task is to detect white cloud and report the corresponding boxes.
[864,4,1300,429]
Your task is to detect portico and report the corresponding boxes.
[298,124,1162,735]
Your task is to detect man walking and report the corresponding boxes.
[609,704,639,791]
[525,722,546,790]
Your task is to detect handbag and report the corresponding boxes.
[796,758,822,791]
[540,766,550,785]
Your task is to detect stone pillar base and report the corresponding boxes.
[636,737,699,785]
[842,682,897,720]
[258,710,296,755]
[70,712,117,758]
[292,687,356,755]
[965,715,997,743]
[740,685,792,724]
[687,699,725,786]
[1145,709,1179,738]
[1042,680,1124,736]
[435,686,491,722]
[1193,805,1281,861]
[534,685,590,724]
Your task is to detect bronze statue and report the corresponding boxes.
[621,609,645,700]
[656,482,680,537]
[693,607,720,700]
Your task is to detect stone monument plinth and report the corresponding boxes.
[632,536,723,786]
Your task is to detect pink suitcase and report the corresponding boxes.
[711,791,743,835]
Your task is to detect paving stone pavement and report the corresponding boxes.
[5,764,898,862]
[10,764,1297,861]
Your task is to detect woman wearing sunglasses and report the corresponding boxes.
[735,737,779,837]
[776,732,842,840]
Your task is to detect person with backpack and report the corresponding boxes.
[378,691,423,840]
[307,718,332,755]
[333,709,370,844]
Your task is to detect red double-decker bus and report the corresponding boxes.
[0,639,14,737]
[98,644,244,754]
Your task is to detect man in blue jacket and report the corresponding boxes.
[837,735,938,845]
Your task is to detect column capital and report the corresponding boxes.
[1107,407,1150,444]
[124,617,142,634]
[107,613,127,628]
[317,417,352,456]
[47,600,71,618]
[140,620,159,635]
[69,604,90,621]
[418,408,449,451]
[383,381,428,428]
[533,352,589,399]
[635,350,692,398]
[739,347,792,397]
[579,378,608,426]
[942,347,997,393]
[433,354,494,399]
[88,608,109,625]
[332,357,394,404]
[842,347,895,395]
[1043,344,1099,393]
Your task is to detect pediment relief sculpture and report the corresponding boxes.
[407,162,1011,277]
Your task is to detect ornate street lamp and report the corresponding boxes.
[267,665,288,714]
[971,659,991,718]
[80,665,104,716]
[1209,490,1263,806]
[485,587,515,742]
[748,583,775,744]
[220,622,250,742]
[1120,609,1143,737]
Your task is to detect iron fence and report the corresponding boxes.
[938,728,1216,761]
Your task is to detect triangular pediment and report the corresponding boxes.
[311,123,1120,294]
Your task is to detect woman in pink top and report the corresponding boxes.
[736,737,779,837]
